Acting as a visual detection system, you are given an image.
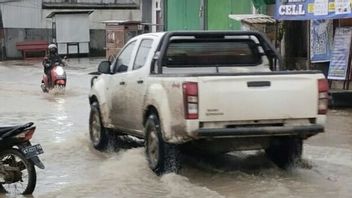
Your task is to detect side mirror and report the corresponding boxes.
[98,61,111,74]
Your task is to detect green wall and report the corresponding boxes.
[207,0,253,30]
[165,0,253,31]
[166,0,201,30]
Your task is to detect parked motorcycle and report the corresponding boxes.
[0,122,44,195]
[41,61,67,93]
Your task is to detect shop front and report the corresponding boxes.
[275,0,352,107]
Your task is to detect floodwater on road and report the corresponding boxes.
[0,59,351,198]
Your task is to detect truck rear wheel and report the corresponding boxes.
[145,114,180,175]
[265,137,303,169]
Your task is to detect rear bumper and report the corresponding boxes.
[194,124,324,138]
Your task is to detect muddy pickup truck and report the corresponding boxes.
[89,31,328,175]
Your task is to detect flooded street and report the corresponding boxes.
[0,59,351,198]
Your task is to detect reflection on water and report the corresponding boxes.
[2,194,34,198]
[161,173,224,198]
[40,95,74,143]
[182,151,274,174]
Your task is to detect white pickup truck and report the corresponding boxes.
[89,31,328,175]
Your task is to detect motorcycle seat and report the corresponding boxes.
[0,122,34,136]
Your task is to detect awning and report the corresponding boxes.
[47,10,93,18]
[101,20,141,25]
[229,14,277,24]
[42,2,138,9]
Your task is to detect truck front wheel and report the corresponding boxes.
[89,102,109,151]
[145,114,180,175]
[265,137,303,169]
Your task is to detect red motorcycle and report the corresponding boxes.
[41,61,67,93]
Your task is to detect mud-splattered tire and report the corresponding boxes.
[0,149,36,195]
[265,137,303,169]
[89,102,109,151]
[145,114,181,175]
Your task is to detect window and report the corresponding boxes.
[113,41,136,73]
[133,39,153,70]
[163,39,261,67]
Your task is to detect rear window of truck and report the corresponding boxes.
[163,39,261,67]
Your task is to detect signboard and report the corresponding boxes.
[275,0,352,20]
[310,19,333,63]
[328,27,352,80]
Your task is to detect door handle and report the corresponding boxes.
[137,80,144,84]
[119,81,126,85]
[247,81,271,87]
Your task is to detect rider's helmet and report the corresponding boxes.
[48,44,57,54]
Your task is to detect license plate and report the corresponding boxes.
[21,144,44,159]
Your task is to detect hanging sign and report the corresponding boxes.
[275,0,352,20]
[310,19,333,63]
[328,27,352,80]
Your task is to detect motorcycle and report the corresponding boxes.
[0,122,44,195]
[41,61,67,93]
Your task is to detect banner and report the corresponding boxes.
[328,27,352,80]
[275,0,352,20]
[310,20,333,63]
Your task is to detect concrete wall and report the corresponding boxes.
[0,0,44,29]
[0,0,141,58]
[4,28,52,58]
[5,28,107,58]
[0,0,141,29]
[86,9,141,29]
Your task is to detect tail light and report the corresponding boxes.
[183,82,198,119]
[15,127,35,141]
[56,80,66,85]
[318,78,329,115]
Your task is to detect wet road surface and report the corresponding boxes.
[0,59,351,198]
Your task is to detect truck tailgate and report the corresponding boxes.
[198,74,318,122]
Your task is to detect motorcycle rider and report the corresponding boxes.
[42,44,63,86]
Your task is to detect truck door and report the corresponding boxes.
[109,40,137,129]
[125,39,154,134]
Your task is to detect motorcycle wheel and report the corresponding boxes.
[41,82,48,93]
[0,149,36,195]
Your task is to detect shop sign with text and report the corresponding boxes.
[276,0,352,20]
